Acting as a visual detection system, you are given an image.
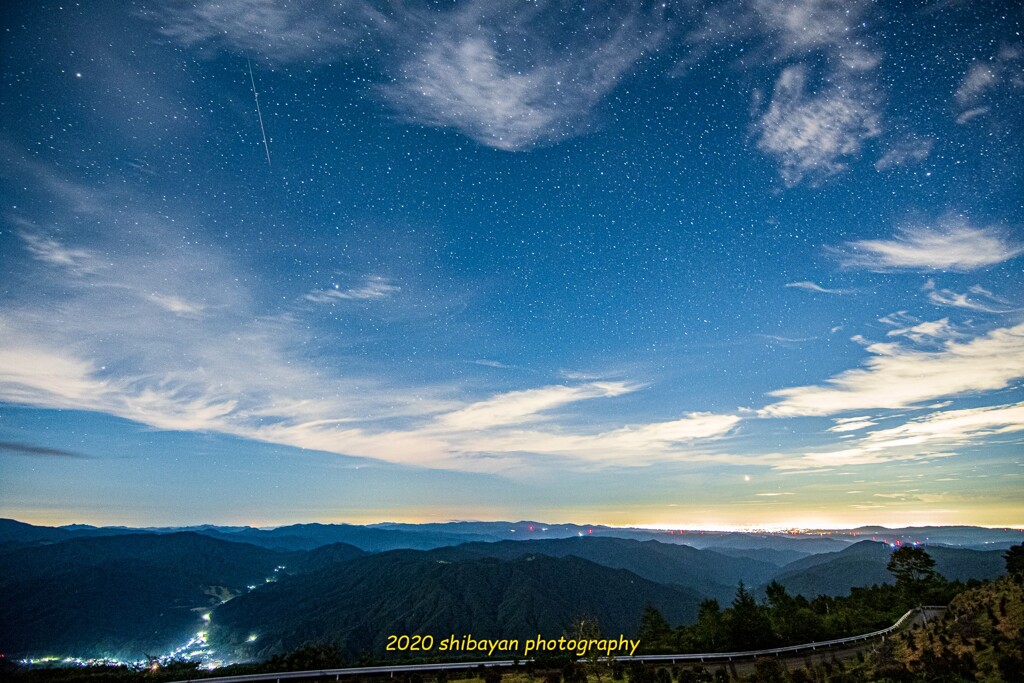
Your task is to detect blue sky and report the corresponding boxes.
[1,0,1022,529]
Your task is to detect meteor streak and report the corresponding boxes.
[248,59,271,167]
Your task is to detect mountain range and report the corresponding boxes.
[1,519,1018,662]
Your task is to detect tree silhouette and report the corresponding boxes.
[1004,543,1024,578]
[887,546,939,603]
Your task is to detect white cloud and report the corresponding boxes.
[831,217,1024,271]
[755,65,881,187]
[434,382,637,431]
[954,44,1024,123]
[151,0,385,63]
[874,137,933,171]
[687,0,879,72]
[885,318,961,345]
[1,162,746,473]
[761,322,1024,417]
[785,281,847,294]
[148,293,207,316]
[379,1,663,150]
[781,401,1024,470]
[154,0,664,151]
[19,230,103,275]
[924,280,1018,314]
[305,277,400,303]
[828,417,877,433]
[956,64,999,105]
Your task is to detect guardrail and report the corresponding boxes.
[171,606,943,683]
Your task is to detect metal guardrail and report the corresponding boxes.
[171,607,943,683]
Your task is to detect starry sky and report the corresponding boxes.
[1,0,1022,530]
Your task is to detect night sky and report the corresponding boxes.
[1,0,1022,529]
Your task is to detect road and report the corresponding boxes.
[169,607,945,683]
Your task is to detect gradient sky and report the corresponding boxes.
[1,0,1022,529]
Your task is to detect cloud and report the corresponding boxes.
[827,417,878,433]
[954,44,1023,122]
[19,230,103,275]
[379,1,664,150]
[956,64,999,105]
[0,441,87,458]
[148,293,207,316]
[760,322,1024,417]
[830,217,1024,271]
[455,411,743,465]
[885,318,962,345]
[1,159,747,473]
[685,0,883,186]
[781,401,1024,470]
[434,382,637,431]
[153,0,664,151]
[874,136,933,171]
[754,65,881,186]
[785,281,847,294]
[924,280,1019,314]
[305,276,400,303]
[686,0,880,72]
[150,0,385,63]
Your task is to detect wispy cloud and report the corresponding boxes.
[153,0,664,151]
[874,136,933,171]
[785,281,847,294]
[435,382,637,431]
[761,322,1024,417]
[0,158,747,473]
[924,280,1019,314]
[954,44,1023,123]
[19,230,104,275]
[379,1,664,150]
[150,0,386,64]
[827,416,878,433]
[305,276,400,303]
[885,318,962,345]
[0,441,87,458]
[686,0,883,186]
[754,65,881,187]
[830,217,1024,271]
[781,401,1024,470]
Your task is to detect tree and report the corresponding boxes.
[1004,543,1024,578]
[725,582,775,651]
[637,604,674,653]
[887,546,939,603]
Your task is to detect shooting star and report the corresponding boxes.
[248,59,271,167]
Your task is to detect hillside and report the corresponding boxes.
[0,533,291,659]
[867,575,1024,681]
[773,540,1006,597]
[210,553,704,661]
[419,536,778,602]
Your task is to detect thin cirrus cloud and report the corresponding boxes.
[0,160,742,474]
[830,217,1024,272]
[152,0,665,151]
[150,0,387,63]
[754,65,881,187]
[785,281,847,294]
[923,280,1019,314]
[305,277,400,303]
[874,136,933,171]
[760,321,1024,418]
[780,401,1024,470]
[378,0,664,151]
[685,0,884,186]
[954,44,1023,123]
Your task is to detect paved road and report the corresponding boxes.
[170,607,945,683]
